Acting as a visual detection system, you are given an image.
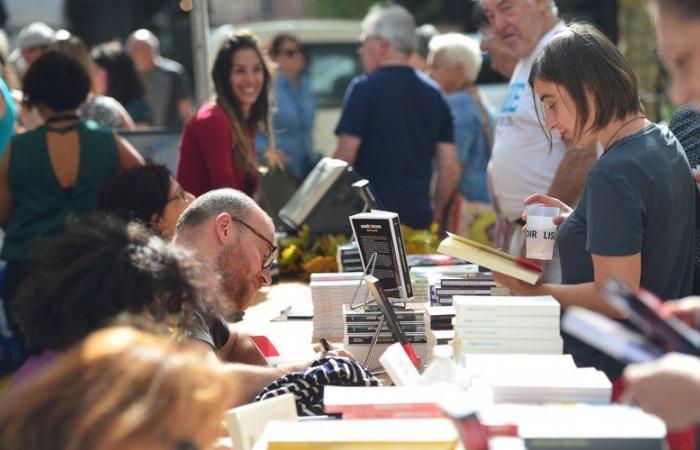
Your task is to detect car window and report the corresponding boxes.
[305,43,362,108]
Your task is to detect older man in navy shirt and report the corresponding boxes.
[333,4,460,229]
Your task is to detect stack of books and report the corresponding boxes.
[336,242,363,273]
[424,305,456,364]
[453,295,562,359]
[461,354,611,404]
[342,304,427,369]
[430,272,510,306]
[309,272,366,341]
[477,404,666,449]
[410,264,478,303]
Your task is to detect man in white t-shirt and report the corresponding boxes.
[481,0,597,282]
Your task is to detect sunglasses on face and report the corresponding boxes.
[231,218,277,270]
[282,47,301,58]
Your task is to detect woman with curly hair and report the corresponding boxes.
[10,213,216,385]
[91,41,152,127]
[0,326,236,450]
[177,31,279,198]
[0,51,143,355]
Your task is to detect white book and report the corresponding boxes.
[454,295,560,317]
[485,367,611,404]
[455,327,560,340]
[454,315,560,329]
[455,336,563,355]
[225,394,297,450]
[463,353,576,373]
[255,418,458,450]
[310,272,364,282]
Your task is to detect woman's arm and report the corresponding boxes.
[114,133,145,169]
[493,252,640,318]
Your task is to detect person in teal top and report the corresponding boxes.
[0,51,144,354]
[0,77,16,157]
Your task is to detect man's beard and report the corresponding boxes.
[215,243,255,320]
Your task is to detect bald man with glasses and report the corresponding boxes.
[174,188,278,365]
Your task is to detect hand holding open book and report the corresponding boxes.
[438,233,543,285]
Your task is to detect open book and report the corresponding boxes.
[438,233,542,285]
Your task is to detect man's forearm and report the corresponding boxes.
[547,143,597,206]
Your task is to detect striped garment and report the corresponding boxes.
[255,357,380,416]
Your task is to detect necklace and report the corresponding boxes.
[45,113,79,124]
[603,115,646,150]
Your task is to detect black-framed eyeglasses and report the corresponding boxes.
[231,218,277,270]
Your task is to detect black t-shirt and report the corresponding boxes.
[188,311,231,352]
[558,124,695,379]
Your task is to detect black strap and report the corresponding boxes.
[45,113,79,124]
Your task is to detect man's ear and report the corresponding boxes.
[214,212,231,244]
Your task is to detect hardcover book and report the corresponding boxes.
[350,210,413,299]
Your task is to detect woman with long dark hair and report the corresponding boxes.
[177,31,278,198]
[91,42,152,127]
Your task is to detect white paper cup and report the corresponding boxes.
[525,204,560,260]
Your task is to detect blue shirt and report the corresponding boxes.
[447,90,492,203]
[335,66,454,229]
[272,71,316,179]
[558,124,695,380]
[0,77,16,156]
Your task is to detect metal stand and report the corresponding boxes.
[363,315,385,368]
[349,252,378,310]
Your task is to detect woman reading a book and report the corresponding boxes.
[491,23,695,387]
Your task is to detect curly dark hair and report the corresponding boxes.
[12,213,217,355]
[91,41,146,107]
[22,50,91,110]
[99,164,172,233]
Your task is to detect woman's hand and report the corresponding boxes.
[492,271,544,296]
[264,148,286,170]
[692,168,700,196]
[662,296,700,329]
[522,193,572,226]
[623,353,700,431]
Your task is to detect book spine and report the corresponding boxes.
[454,327,561,339]
[391,215,414,299]
[436,288,494,296]
[454,315,560,328]
[441,280,496,287]
[347,334,427,345]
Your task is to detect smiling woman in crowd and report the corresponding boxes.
[177,31,279,198]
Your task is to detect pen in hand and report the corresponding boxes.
[319,338,333,352]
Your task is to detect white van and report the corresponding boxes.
[224,20,508,156]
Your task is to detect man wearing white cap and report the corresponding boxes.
[10,22,54,75]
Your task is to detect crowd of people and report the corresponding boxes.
[0,0,699,448]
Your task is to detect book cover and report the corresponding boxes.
[260,418,459,450]
[438,234,541,285]
[350,211,413,299]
